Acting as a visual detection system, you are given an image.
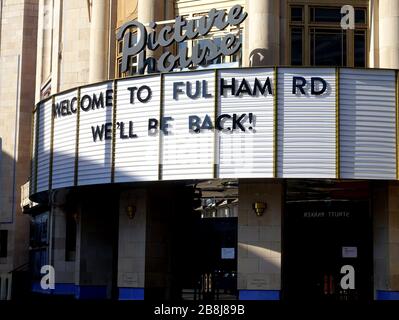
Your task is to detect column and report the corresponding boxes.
[74,190,118,299]
[138,0,164,61]
[117,189,147,300]
[245,0,280,66]
[238,180,282,300]
[50,190,76,296]
[373,181,399,300]
[89,0,109,83]
[379,0,399,68]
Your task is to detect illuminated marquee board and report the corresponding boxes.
[31,67,398,198]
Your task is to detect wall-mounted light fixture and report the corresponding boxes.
[253,202,266,216]
[73,212,80,223]
[126,205,136,220]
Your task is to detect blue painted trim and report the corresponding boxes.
[31,281,51,294]
[376,290,399,300]
[53,283,75,295]
[32,282,109,299]
[118,287,145,300]
[74,285,108,300]
[31,282,75,295]
[239,290,280,300]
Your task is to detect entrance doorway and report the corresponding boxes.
[282,180,373,301]
[174,180,239,300]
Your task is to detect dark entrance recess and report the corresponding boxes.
[282,180,373,301]
[145,181,238,300]
[183,217,238,300]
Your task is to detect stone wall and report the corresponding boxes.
[238,179,282,297]
[0,0,38,273]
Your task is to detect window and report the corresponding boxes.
[310,28,347,66]
[40,79,51,99]
[291,6,303,22]
[0,230,7,258]
[291,27,303,66]
[289,4,368,67]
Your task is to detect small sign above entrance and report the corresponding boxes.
[342,246,358,258]
[221,247,235,259]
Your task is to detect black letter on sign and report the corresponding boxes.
[81,95,92,111]
[220,78,236,96]
[129,121,137,138]
[91,125,105,142]
[201,114,214,130]
[161,117,173,135]
[106,89,113,107]
[128,87,138,104]
[105,122,113,140]
[254,77,272,95]
[70,97,78,113]
[292,76,306,95]
[232,113,246,131]
[119,122,128,139]
[189,115,201,133]
[53,103,62,118]
[216,114,232,131]
[92,93,105,109]
[173,82,185,100]
[137,86,152,103]
[311,77,327,95]
[148,118,158,135]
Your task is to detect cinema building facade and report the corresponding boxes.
[24,0,399,301]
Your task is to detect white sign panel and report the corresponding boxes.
[78,82,113,186]
[36,100,52,193]
[162,71,215,180]
[218,68,274,178]
[277,68,337,178]
[115,75,160,182]
[340,69,396,179]
[52,90,78,189]
[31,111,37,192]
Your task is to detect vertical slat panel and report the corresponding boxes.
[340,69,396,179]
[114,75,161,182]
[277,68,336,178]
[30,109,37,195]
[52,90,78,189]
[36,100,52,193]
[162,71,215,180]
[78,82,113,186]
[218,68,274,178]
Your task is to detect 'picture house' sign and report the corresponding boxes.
[116,5,247,74]
[32,67,398,197]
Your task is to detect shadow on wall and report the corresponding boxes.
[31,143,145,204]
[0,137,19,224]
[30,145,134,300]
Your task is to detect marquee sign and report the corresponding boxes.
[116,5,247,74]
[31,67,398,199]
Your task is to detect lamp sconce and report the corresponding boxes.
[73,212,80,223]
[126,205,136,220]
[253,202,266,216]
